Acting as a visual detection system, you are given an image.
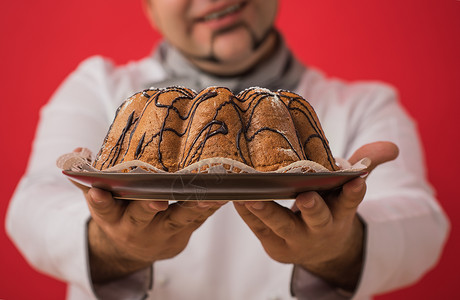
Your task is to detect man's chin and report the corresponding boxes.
[180,27,275,75]
[214,49,254,65]
[212,30,254,62]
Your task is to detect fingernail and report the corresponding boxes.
[151,201,169,211]
[351,179,365,193]
[148,201,160,210]
[298,192,316,209]
[197,201,211,208]
[360,171,369,178]
[89,189,105,205]
[301,198,315,209]
[251,201,265,210]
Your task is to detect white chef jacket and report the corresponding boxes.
[6,44,449,300]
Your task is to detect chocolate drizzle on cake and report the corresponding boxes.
[277,90,337,170]
[93,86,338,172]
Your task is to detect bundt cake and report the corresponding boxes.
[93,86,338,172]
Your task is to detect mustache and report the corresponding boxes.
[186,23,274,63]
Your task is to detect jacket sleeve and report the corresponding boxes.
[5,56,153,299]
[292,79,450,300]
[346,83,450,298]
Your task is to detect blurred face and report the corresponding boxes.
[144,0,278,72]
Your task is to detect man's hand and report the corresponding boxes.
[234,141,399,291]
[83,188,226,283]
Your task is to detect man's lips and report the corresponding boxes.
[197,1,247,22]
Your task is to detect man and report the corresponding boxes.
[6,0,449,299]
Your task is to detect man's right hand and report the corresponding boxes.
[84,187,226,283]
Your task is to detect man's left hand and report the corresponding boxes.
[233,141,399,291]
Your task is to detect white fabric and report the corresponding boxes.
[6,54,449,300]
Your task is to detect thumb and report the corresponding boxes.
[85,188,120,224]
[349,141,399,173]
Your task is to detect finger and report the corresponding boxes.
[295,192,333,232]
[330,177,366,222]
[85,188,122,224]
[243,201,298,239]
[233,202,285,245]
[348,141,399,173]
[159,201,225,233]
[122,200,169,228]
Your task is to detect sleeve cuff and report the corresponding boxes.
[291,265,353,300]
[92,267,153,300]
[85,218,154,299]
[290,215,368,300]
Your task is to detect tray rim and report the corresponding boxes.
[63,169,367,201]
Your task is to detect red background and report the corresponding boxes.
[1,0,459,299]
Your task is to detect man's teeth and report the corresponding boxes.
[203,4,242,21]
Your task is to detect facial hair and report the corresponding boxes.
[185,23,274,63]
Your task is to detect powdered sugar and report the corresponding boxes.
[277,148,298,160]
